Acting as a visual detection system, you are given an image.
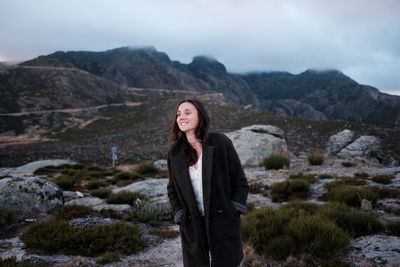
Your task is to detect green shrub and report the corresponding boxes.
[289,173,317,184]
[324,177,367,191]
[270,179,310,202]
[54,174,78,190]
[371,174,394,184]
[319,202,383,237]
[263,154,290,170]
[0,209,17,231]
[20,220,145,256]
[307,150,325,165]
[342,161,356,167]
[90,188,112,199]
[286,215,350,257]
[246,202,256,212]
[149,228,179,241]
[249,182,265,194]
[135,161,159,176]
[133,201,172,224]
[370,186,400,199]
[318,173,334,179]
[113,171,143,181]
[96,251,122,264]
[61,168,78,176]
[86,179,109,190]
[241,202,351,260]
[51,205,93,220]
[386,221,400,236]
[354,172,369,178]
[33,165,58,175]
[107,190,149,206]
[0,256,50,266]
[320,186,379,207]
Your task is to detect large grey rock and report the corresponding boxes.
[0,176,63,221]
[337,135,381,158]
[324,129,355,155]
[225,125,287,166]
[112,178,168,198]
[348,235,400,266]
[65,197,105,207]
[0,159,75,176]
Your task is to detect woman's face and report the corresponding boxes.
[176,102,199,135]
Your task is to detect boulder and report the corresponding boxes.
[0,159,75,176]
[348,235,400,266]
[0,176,63,221]
[337,135,381,158]
[225,125,287,166]
[112,178,168,198]
[324,129,355,155]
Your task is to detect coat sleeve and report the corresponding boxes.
[223,134,249,215]
[167,153,184,224]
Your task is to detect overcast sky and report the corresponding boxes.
[1,0,399,95]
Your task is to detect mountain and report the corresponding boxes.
[21,47,258,106]
[0,65,129,115]
[187,56,259,106]
[239,70,400,127]
[2,46,399,127]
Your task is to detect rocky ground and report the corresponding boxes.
[1,155,400,266]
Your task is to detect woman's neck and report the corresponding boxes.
[186,132,202,155]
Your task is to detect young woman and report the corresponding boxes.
[167,99,249,266]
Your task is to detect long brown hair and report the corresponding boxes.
[168,99,210,166]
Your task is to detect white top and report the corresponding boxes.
[189,154,204,216]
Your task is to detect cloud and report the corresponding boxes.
[0,0,399,94]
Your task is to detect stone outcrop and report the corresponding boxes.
[0,159,75,176]
[337,135,381,158]
[348,235,400,266]
[325,129,355,155]
[225,125,287,166]
[0,176,63,221]
[65,197,104,207]
[112,178,168,198]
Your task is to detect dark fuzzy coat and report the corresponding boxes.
[167,133,249,266]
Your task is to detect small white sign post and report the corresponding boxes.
[112,147,117,167]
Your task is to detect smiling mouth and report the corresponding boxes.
[181,122,189,126]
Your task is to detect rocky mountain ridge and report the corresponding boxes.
[12,46,400,127]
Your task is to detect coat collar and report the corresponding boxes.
[171,137,214,217]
